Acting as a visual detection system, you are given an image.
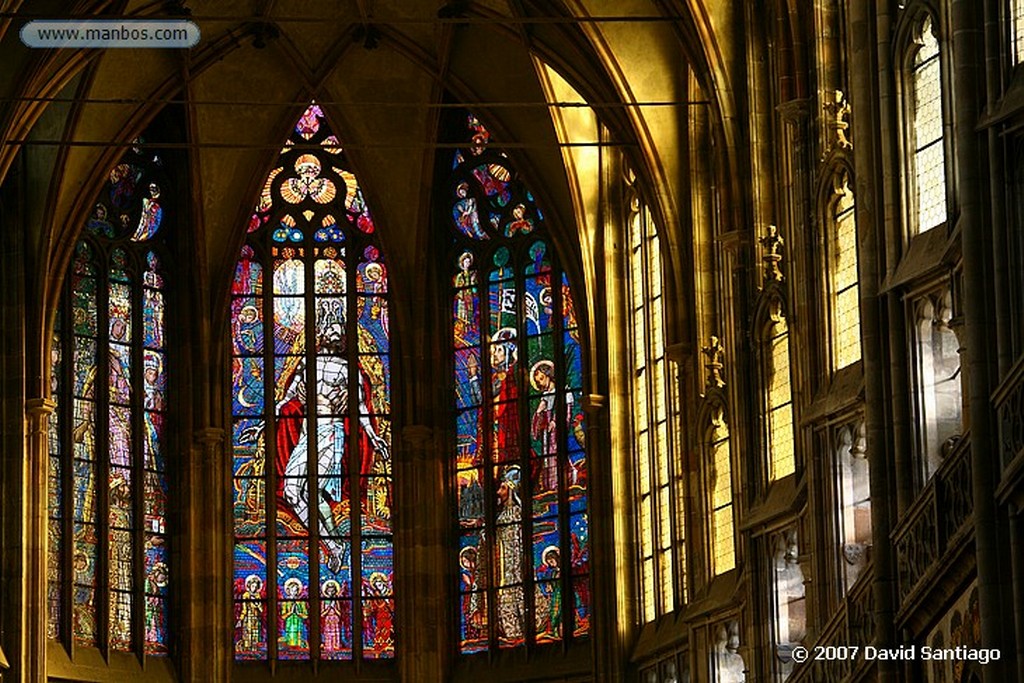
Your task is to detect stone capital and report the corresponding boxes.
[25,397,56,418]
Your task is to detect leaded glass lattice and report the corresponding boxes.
[709,412,735,575]
[48,140,171,655]
[767,316,796,481]
[231,104,393,662]
[626,185,684,621]
[912,15,947,232]
[449,111,589,654]
[833,177,860,369]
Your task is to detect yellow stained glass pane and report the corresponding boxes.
[643,558,656,619]
[836,286,861,368]
[658,487,672,548]
[770,403,796,480]
[659,548,674,611]
[637,437,651,495]
[712,507,735,575]
[712,438,732,508]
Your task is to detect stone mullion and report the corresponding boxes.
[348,232,363,666]
[59,292,75,656]
[515,252,535,651]
[551,257,570,647]
[26,398,57,682]
[131,268,146,659]
[304,235,321,668]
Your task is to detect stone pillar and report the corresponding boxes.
[950,0,1015,677]
[180,428,230,682]
[21,398,55,683]
[845,2,898,679]
[397,425,445,683]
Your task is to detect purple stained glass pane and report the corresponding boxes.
[320,599,354,659]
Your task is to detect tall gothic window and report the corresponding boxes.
[912,287,962,482]
[908,13,947,233]
[764,305,796,481]
[48,140,171,654]
[706,407,735,576]
[449,111,590,654]
[626,183,685,620]
[828,171,860,369]
[230,104,394,662]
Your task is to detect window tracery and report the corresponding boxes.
[48,139,171,655]
[230,104,393,662]
[448,111,589,654]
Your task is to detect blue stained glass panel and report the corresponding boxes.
[232,357,264,416]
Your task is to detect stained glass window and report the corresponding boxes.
[449,111,589,654]
[231,104,393,662]
[911,14,947,233]
[48,140,171,654]
[831,174,861,369]
[766,312,795,481]
[626,187,684,620]
[708,409,734,576]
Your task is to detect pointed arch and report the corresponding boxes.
[48,131,172,655]
[229,104,394,662]
[445,109,590,654]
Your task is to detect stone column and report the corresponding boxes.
[950,0,1015,677]
[21,398,55,683]
[180,428,230,682]
[846,2,898,679]
[397,425,445,683]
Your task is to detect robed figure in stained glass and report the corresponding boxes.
[495,465,524,643]
[276,307,389,571]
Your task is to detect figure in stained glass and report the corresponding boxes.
[280,578,309,649]
[495,465,524,643]
[132,183,163,241]
[276,311,389,571]
[536,546,562,638]
[490,328,519,456]
[237,576,265,651]
[233,103,393,660]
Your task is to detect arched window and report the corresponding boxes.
[764,306,796,482]
[48,139,171,654]
[230,104,393,662]
[706,406,735,576]
[908,13,947,233]
[828,171,860,369]
[625,180,685,620]
[448,111,589,653]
